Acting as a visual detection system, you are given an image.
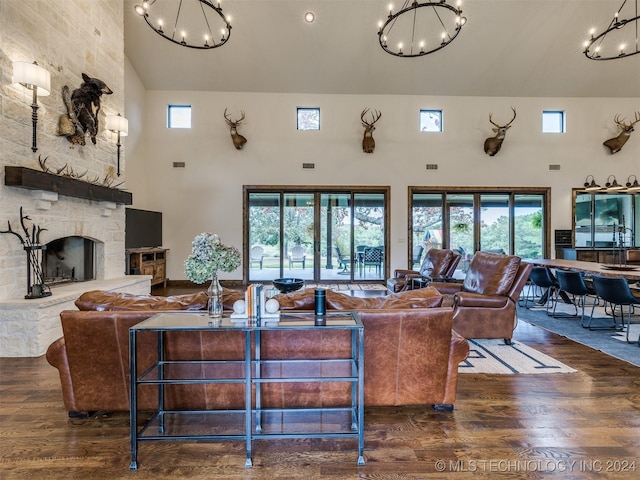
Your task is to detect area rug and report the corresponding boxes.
[459,338,577,374]
[612,324,640,344]
[517,303,640,367]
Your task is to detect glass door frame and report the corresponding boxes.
[408,186,551,266]
[244,185,390,284]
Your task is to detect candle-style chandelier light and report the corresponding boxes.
[134,0,231,50]
[378,1,467,58]
[583,0,639,60]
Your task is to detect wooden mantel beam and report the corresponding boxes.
[4,166,132,205]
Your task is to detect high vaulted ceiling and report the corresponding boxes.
[124,0,640,97]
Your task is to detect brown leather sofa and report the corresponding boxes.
[46,287,469,416]
[386,248,460,293]
[430,251,532,344]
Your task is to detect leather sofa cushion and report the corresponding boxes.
[276,287,442,310]
[273,288,317,310]
[462,252,521,296]
[74,289,243,311]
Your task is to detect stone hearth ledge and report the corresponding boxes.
[0,276,151,358]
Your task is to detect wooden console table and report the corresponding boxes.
[126,248,168,288]
[129,311,365,469]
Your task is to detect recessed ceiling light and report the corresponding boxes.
[304,11,315,23]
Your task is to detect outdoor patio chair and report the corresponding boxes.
[288,245,306,269]
[250,246,264,270]
[334,246,351,274]
[362,247,384,276]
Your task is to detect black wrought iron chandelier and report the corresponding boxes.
[583,0,639,60]
[134,0,231,50]
[378,1,466,58]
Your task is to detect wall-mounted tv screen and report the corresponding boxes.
[574,200,591,226]
[575,197,621,226]
[594,197,620,225]
[125,208,163,249]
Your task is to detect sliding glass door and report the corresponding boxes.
[447,194,475,258]
[319,193,352,281]
[479,194,510,254]
[246,187,389,283]
[283,193,314,281]
[409,187,549,271]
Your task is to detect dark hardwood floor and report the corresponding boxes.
[1,285,639,479]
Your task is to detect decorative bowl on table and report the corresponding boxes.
[273,278,305,293]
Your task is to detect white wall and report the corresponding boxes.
[130,89,640,282]
[124,57,149,207]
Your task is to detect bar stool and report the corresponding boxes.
[590,275,640,343]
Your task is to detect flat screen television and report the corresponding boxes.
[594,197,621,225]
[575,197,621,226]
[125,208,163,249]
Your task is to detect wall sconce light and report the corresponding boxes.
[12,61,51,153]
[626,175,640,192]
[605,175,624,191]
[583,175,601,191]
[105,113,129,176]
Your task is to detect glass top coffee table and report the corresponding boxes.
[129,311,365,469]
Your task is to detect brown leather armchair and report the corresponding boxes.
[387,248,460,293]
[430,251,533,344]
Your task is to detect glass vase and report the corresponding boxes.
[207,272,223,318]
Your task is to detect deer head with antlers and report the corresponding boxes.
[223,108,247,150]
[361,108,382,153]
[483,107,517,156]
[603,112,640,154]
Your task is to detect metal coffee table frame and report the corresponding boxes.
[129,311,364,469]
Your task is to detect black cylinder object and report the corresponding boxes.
[314,288,326,316]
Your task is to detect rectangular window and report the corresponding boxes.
[297,107,320,130]
[542,110,565,133]
[168,105,192,129]
[420,109,443,132]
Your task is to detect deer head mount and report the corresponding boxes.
[603,112,640,154]
[483,107,517,156]
[223,108,247,150]
[361,108,382,153]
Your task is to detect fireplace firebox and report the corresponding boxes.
[43,236,96,285]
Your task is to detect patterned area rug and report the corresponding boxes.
[459,339,577,374]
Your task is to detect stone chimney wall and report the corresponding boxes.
[0,0,127,301]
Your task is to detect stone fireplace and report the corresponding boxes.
[0,0,137,357]
[0,172,148,358]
